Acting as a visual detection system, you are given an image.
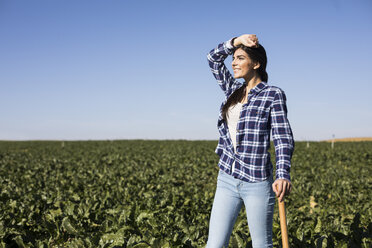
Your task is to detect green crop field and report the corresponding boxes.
[0,140,371,247]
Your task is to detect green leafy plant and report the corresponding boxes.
[0,140,371,247]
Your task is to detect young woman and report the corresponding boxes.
[205,34,295,248]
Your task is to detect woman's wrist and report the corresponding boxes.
[231,36,241,47]
[231,37,237,48]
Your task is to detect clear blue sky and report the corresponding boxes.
[1,0,371,141]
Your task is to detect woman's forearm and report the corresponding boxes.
[233,34,259,48]
[206,39,237,96]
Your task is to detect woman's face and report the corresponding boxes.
[232,48,259,79]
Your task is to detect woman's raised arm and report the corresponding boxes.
[206,38,238,96]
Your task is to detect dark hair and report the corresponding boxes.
[222,44,269,121]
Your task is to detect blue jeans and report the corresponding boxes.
[206,169,275,248]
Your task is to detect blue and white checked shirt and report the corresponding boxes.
[207,38,295,182]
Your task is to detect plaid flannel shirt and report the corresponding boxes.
[207,38,295,182]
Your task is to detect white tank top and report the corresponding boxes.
[227,102,243,174]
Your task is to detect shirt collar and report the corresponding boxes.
[247,81,267,95]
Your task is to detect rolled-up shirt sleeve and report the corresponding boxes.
[270,88,295,182]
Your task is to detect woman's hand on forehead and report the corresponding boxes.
[235,34,260,48]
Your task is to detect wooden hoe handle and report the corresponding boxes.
[278,200,289,248]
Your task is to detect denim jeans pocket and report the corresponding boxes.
[217,169,235,184]
[218,169,229,179]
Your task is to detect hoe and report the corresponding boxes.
[278,198,289,248]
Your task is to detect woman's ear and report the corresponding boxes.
[253,62,260,70]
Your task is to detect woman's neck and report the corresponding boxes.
[239,76,262,103]
[244,76,262,93]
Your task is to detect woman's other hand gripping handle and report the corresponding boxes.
[272,179,292,203]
